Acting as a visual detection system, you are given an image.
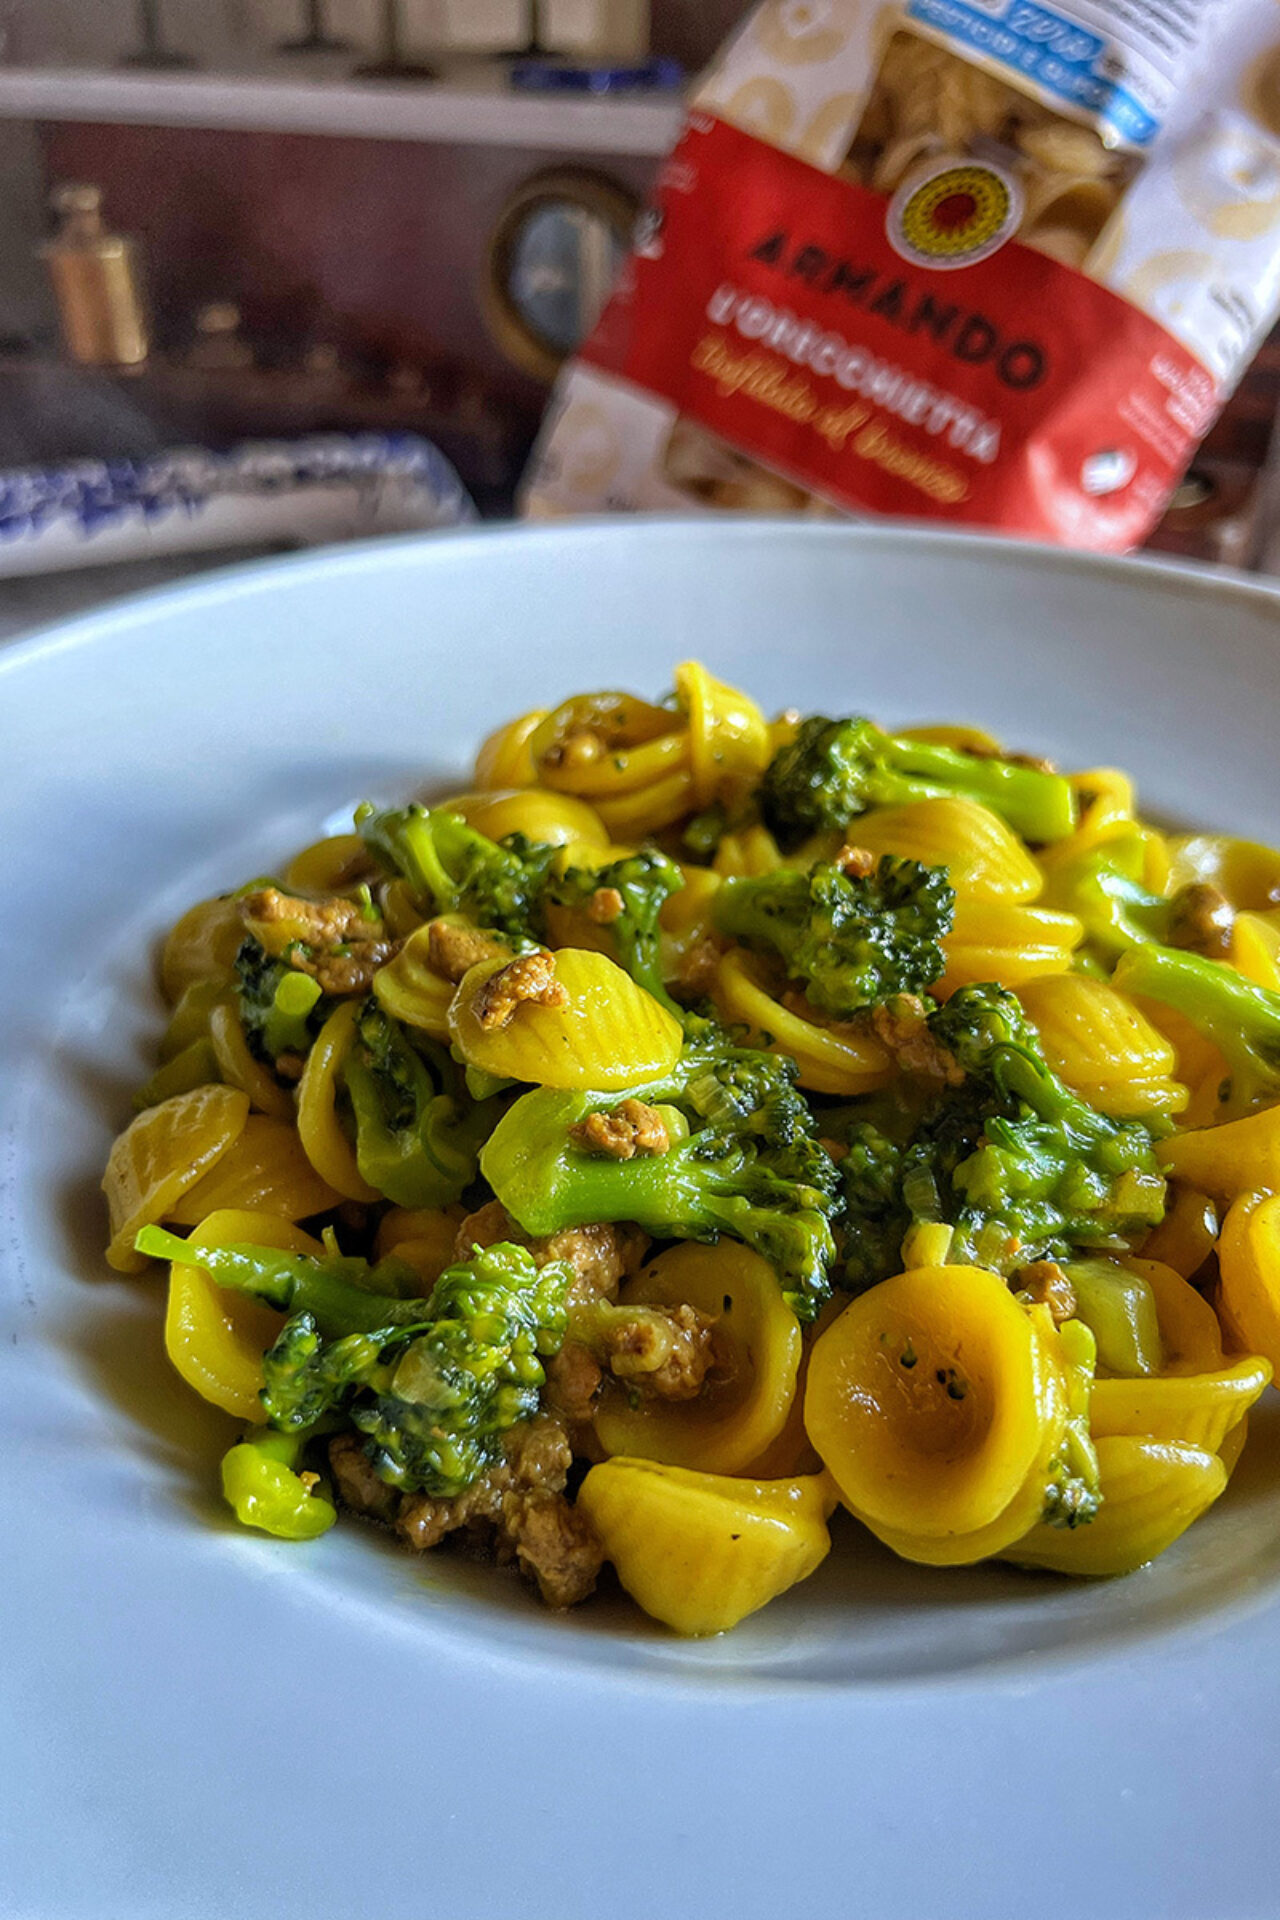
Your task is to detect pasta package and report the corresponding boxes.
[523,0,1280,550]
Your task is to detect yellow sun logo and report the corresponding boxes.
[888,161,1023,270]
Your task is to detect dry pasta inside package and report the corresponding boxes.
[523,0,1280,549]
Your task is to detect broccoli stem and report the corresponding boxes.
[873,733,1076,843]
[1114,944,1280,1112]
[133,1226,430,1337]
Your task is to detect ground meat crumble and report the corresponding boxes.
[472,949,568,1029]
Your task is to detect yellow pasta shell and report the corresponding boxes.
[208,1000,295,1120]
[448,947,683,1091]
[837,1312,1072,1568]
[1017,973,1187,1117]
[1090,1355,1270,1452]
[295,1000,380,1203]
[806,1266,1064,1542]
[166,1113,342,1226]
[374,1203,466,1285]
[103,1083,251,1273]
[1002,1435,1227,1576]
[1132,1256,1224,1375]
[851,798,1042,903]
[594,1242,803,1475]
[897,724,1005,755]
[1166,833,1280,912]
[1219,1189,1280,1369]
[532,692,686,796]
[160,895,245,1004]
[283,833,374,895]
[1232,912,1280,991]
[1070,768,1135,843]
[593,766,696,839]
[939,901,1082,995]
[372,924,457,1039]
[441,787,610,850]
[1157,1104,1280,1198]
[1219,1413,1250,1478]
[577,1458,832,1636]
[473,708,546,790]
[672,659,771,809]
[160,976,228,1061]
[378,877,428,941]
[164,1208,323,1421]
[713,948,893,1096]
[712,825,786,879]
[1138,1185,1219,1280]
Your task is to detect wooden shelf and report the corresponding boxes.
[0,59,685,155]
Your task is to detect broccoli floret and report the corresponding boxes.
[342,999,502,1206]
[234,938,328,1061]
[711,856,954,1017]
[1114,943,1280,1117]
[137,1231,571,1499]
[837,983,1166,1291]
[543,848,686,1010]
[481,1027,841,1319]
[838,1122,914,1293]
[356,803,556,941]
[260,1243,571,1496]
[220,1427,336,1540]
[760,715,1076,847]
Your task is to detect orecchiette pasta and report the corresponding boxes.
[594,1242,803,1475]
[166,1114,342,1226]
[1002,1436,1228,1577]
[102,1082,251,1272]
[1016,973,1188,1117]
[850,798,1043,902]
[164,1208,321,1421]
[713,946,894,1094]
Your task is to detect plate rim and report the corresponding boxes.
[3,514,1280,696]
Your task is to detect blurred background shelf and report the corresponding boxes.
[0,62,685,154]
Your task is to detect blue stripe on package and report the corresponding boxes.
[907,0,1164,145]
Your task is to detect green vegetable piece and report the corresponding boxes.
[480,1020,842,1321]
[712,855,954,1017]
[1039,831,1171,960]
[1038,1317,1101,1528]
[342,999,501,1208]
[220,1428,336,1540]
[543,848,686,1011]
[133,1225,431,1337]
[356,802,557,942]
[235,939,330,1063]
[1064,1260,1164,1378]
[836,983,1167,1293]
[133,1037,221,1111]
[261,1242,572,1497]
[1114,943,1280,1118]
[759,715,1077,848]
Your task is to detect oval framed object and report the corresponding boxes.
[482,167,637,382]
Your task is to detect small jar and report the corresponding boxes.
[41,183,149,368]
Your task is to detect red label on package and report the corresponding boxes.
[579,114,1219,548]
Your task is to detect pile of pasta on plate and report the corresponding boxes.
[104,662,1280,1636]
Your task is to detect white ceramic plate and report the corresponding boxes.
[5,520,1280,1920]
